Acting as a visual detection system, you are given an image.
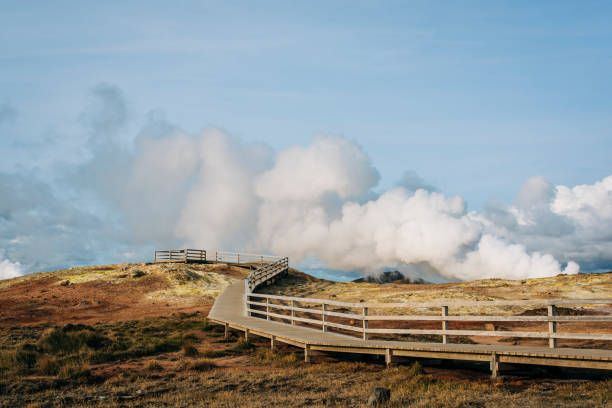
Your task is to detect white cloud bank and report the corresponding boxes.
[0,259,22,280]
[74,121,612,281]
[2,84,610,281]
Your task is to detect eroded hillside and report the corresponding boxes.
[0,262,250,326]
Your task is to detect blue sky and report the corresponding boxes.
[1,1,611,279]
[3,1,611,205]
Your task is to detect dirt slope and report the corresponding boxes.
[0,262,250,326]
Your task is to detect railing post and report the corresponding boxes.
[385,348,392,367]
[244,279,251,317]
[266,298,270,320]
[548,304,557,348]
[322,303,327,332]
[291,300,295,325]
[362,306,368,340]
[237,253,240,264]
[442,306,449,344]
[490,353,499,379]
[216,251,218,262]
[154,250,157,263]
[184,249,187,263]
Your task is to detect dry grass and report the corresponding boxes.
[3,359,607,407]
[1,318,610,407]
[260,270,612,315]
[1,265,611,407]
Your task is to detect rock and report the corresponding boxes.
[367,387,390,407]
[60,280,70,286]
[132,270,146,278]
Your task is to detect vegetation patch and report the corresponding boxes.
[0,314,212,381]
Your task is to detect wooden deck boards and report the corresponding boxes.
[208,282,612,372]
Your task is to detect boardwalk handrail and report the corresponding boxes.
[246,292,612,347]
[153,249,281,265]
[215,251,282,264]
[246,257,289,293]
[154,249,206,263]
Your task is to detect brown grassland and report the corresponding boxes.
[0,263,610,407]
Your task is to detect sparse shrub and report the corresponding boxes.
[333,361,372,373]
[183,342,199,357]
[405,361,424,376]
[0,350,14,372]
[227,338,253,354]
[145,360,164,372]
[200,346,227,358]
[0,349,38,374]
[15,348,38,369]
[174,359,189,372]
[154,337,183,353]
[200,318,213,331]
[251,348,299,367]
[38,327,85,354]
[58,361,91,380]
[188,358,216,372]
[183,330,200,342]
[37,356,60,375]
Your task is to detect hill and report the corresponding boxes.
[0,262,248,326]
[0,264,610,407]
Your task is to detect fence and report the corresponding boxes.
[154,249,206,263]
[246,293,612,349]
[215,251,282,265]
[246,258,289,292]
[153,249,283,265]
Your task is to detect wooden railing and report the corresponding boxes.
[246,258,289,293]
[153,249,282,265]
[154,249,206,263]
[246,293,612,349]
[215,251,282,265]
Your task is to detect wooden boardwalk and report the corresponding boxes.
[208,282,612,377]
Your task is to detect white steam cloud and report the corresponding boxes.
[76,122,612,281]
[2,84,611,280]
[0,259,22,280]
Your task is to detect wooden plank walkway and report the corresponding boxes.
[208,282,612,377]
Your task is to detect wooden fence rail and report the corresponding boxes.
[154,249,206,263]
[215,251,282,265]
[246,293,612,348]
[246,257,289,292]
[154,249,282,265]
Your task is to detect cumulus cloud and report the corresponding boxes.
[0,171,136,273]
[477,175,612,272]
[75,122,597,281]
[4,83,610,280]
[0,259,22,280]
